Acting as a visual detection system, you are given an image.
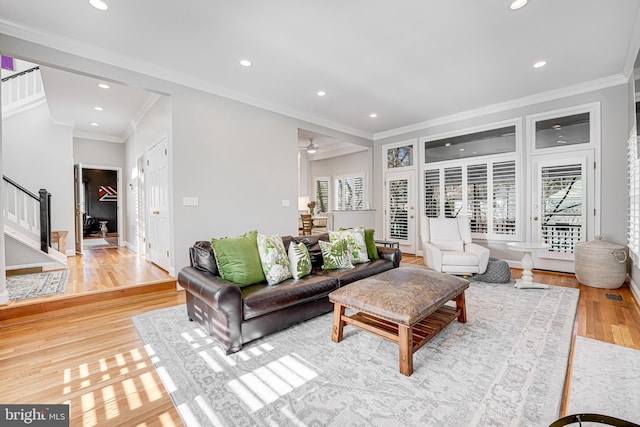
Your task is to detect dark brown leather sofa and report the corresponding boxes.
[177,233,402,354]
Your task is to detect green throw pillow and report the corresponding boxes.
[364,228,379,260]
[288,241,312,280]
[211,230,265,286]
[257,233,292,285]
[319,239,354,270]
[329,227,369,264]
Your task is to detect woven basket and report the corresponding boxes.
[574,236,627,289]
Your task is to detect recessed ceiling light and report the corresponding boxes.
[459,148,465,152]
[94,106,103,111]
[89,0,108,11]
[533,60,547,68]
[445,143,452,147]
[369,113,378,118]
[556,140,567,144]
[317,91,326,97]
[98,83,110,89]
[510,0,528,10]
[90,122,99,126]
[240,59,252,67]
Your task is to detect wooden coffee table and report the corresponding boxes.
[329,267,469,376]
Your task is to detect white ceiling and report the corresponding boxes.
[1,0,639,141]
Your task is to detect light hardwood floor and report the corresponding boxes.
[1,253,639,426]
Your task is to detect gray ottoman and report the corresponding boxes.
[468,257,512,283]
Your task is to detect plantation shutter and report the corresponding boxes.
[315,179,329,213]
[539,163,583,253]
[492,160,516,235]
[424,169,440,217]
[444,167,463,218]
[628,135,640,261]
[388,177,409,240]
[335,175,365,210]
[467,164,488,233]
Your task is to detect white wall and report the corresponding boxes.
[73,137,125,167]
[0,34,372,275]
[123,95,171,251]
[3,102,75,253]
[374,83,629,263]
[310,149,372,208]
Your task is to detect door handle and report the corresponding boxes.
[152,210,160,215]
[533,216,538,221]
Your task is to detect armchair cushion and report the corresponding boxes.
[431,239,464,252]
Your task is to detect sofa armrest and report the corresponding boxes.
[465,243,490,274]
[177,266,242,315]
[422,242,443,272]
[377,246,403,268]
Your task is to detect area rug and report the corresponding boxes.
[6,270,69,301]
[567,336,640,424]
[83,238,110,248]
[133,281,579,426]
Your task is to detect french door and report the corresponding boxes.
[530,150,594,272]
[385,170,416,253]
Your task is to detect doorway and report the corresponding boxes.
[75,166,122,252]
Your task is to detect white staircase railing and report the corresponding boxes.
[1,66,44,115]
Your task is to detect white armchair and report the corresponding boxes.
[420,216,490,275]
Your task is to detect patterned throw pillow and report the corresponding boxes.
[257,233,292,285]
[319,239,354,270]
[288,241,312,280]
[329,227,370,264]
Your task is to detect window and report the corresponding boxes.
[539,163,583,253]
[313,177,330,213]
[535,113,590,149]
[387,145,414,169]
[424,126,516,163]
[423,158,518,239]
[335,174,365,210]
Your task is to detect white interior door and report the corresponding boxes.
[146,137,170,272]
[73,163,84,254]
[385,170,416,253]
[530,150,594,272]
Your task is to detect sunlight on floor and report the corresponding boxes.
[60,345,179,425]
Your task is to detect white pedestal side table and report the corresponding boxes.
[506,242,550,289]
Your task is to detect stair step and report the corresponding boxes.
[6,267,44,276]
[0,279,177,328]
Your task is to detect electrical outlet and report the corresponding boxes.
[183,197,199,206]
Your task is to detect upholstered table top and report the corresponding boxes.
[329,266,469,326]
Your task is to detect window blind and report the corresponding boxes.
[424,169,440,218]
[628,132,640,262]
[467,164,488,233]
[315,179,329,213]
[492,160,516,236]
[444,166,463,218]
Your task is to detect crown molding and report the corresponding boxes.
[74,131,124,144]
[122,93,161,142]
[374,74,627,141]
[0,18,373,140]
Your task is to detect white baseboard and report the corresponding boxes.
[630,277,640,305]
[125,241,139,253]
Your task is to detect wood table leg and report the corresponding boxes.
[398,324,413,376]
[332,304,345,343]
[456,291,467,323]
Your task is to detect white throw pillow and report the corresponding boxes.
[257,233,292,285]
[329,227,369,264]
[288,241,312,280]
